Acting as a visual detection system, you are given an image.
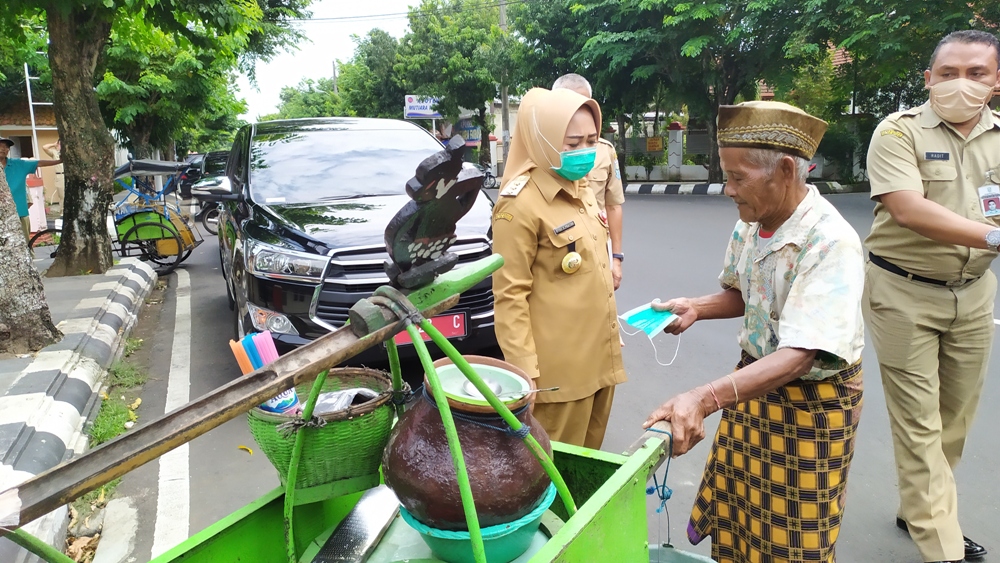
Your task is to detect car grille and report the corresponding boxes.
[312,238,493,329]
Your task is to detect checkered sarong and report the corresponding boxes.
[687,351,863,562]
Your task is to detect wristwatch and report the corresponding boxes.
[986,228,1000,252]
[612,253,624,262]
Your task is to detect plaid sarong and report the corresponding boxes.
[687,351,863,562]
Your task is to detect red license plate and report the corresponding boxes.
[394,312,467,345]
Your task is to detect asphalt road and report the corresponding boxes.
[117,192,1000,562]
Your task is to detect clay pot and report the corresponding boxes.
[383,356,552,530]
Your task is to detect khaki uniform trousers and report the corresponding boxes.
[863,262,995,562]
[532,385,615,450]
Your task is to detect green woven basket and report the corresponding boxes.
[246,367,396,489]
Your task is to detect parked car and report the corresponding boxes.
[214,117,497,363]
[178,153,204,198]
[201,150,229,182]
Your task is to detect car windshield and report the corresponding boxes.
[248,126,443,204]
[203,155,228,176]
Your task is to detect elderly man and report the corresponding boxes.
[1,137,61,244]
[645,101,865,562]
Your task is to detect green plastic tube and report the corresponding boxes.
[6,528,75,563]
[420,319,578,517]
[284,369,330,563]
[407,324,487,563]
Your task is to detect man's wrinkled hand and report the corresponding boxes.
[642,390,708,456]
[652,298,696,334]
[612,260,623,290]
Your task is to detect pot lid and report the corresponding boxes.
[435,363,530,406]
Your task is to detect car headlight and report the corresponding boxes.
[247,241,328,282]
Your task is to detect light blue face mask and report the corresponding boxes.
[552,147,597,181]
[618,300,682,366]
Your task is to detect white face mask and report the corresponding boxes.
[928,78,994,124]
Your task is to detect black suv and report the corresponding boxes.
[215,118,497,361]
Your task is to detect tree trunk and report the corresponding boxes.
[616,112,628,187]
[0,171,62,353]
[476,110,492,168]
[44,4,117,278]
[706,101,722,184]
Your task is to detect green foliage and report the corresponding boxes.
[107,359,148,388]
[89,395,130,447]
[396,0,500,164]
[260,77,349,120]
[338,29,406,119]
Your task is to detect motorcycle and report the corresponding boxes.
[190,176,229,235]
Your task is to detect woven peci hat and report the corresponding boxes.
[717,101,827,160]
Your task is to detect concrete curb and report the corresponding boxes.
[0,258,156,562]
[623,181,870,195]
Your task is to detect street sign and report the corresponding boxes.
[404,95,443,119]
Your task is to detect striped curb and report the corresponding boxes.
[0,259,156,562]
[623,181,868,195]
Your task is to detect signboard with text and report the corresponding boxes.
[404,95,443,119]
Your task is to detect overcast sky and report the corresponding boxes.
[236,0,415,120]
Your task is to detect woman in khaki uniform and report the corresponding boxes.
[491,88,626,449]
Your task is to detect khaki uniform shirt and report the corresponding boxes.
[866,103,1000,280]
[491,172,626,403]
[581,139,625,213]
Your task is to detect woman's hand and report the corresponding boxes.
[643,389,709,456]
[652,298,697,335]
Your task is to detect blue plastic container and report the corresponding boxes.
[399,483,557,563]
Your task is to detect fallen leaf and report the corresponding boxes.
[129,398,142,410]
[66,534,99,561]
[238,445,253,455]
[127,410,137,422]
[100,392,109,400]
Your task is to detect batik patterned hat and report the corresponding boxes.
[717,101,828,160]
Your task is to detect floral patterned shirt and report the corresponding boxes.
[719,186,865,379]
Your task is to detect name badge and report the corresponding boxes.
[979,184,1000,217]
[553,221,575,235]
[925,152,950,161]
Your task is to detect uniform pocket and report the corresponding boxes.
[917,160,957,182]
[544,224,594,280]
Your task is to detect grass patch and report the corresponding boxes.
[107,360,147,388]
[71,478,121,514]
[89,397,131,447]
[123,337,143,357]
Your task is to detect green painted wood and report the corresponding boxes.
[290,473,381,507]
[529,439,665,562]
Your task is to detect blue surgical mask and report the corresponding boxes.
[552,147,597,181]
[619,301,682,366]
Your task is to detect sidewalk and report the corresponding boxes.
[622,181,868,195]
[0,257,157,562]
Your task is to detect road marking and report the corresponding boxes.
[151,269,191,558]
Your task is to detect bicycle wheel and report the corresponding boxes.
[29,228,62,259]
[201,206,220,235]
[118,221,184,275]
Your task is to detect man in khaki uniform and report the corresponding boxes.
[492,88,626,449]
[864,30,1000,563]
[552,74,626,289]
